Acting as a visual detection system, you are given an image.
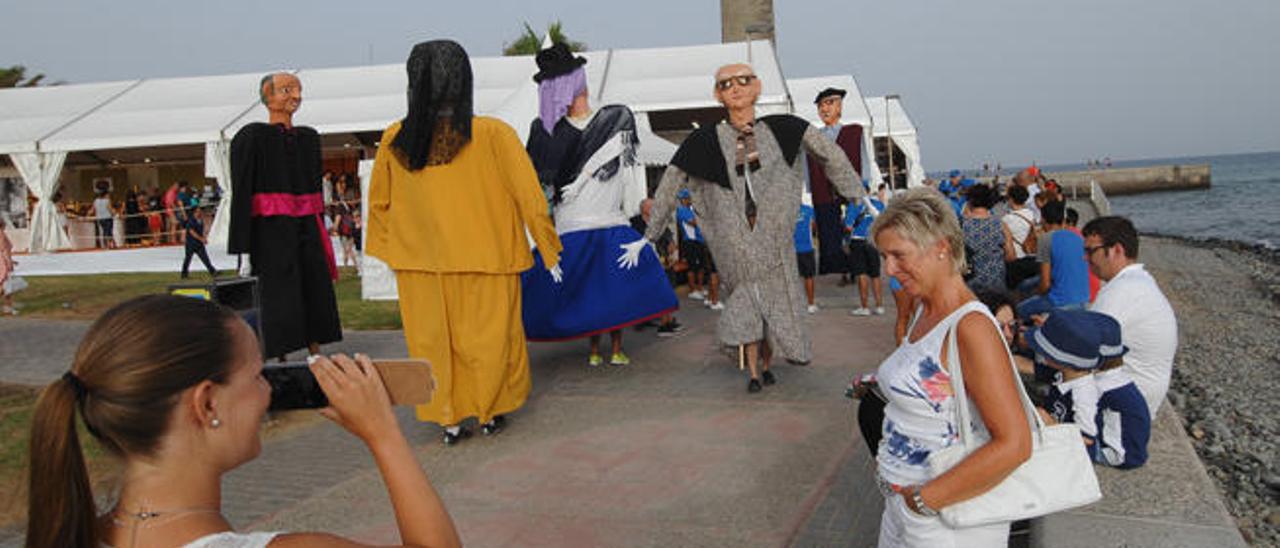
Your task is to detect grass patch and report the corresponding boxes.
[0,384,327,529]
[12,268,401,330]
[0,383,118,529]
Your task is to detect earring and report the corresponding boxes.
[211,418,221,429]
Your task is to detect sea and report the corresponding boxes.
[950,151,1280,249]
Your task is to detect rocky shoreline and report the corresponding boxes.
[1140,235,1279,545]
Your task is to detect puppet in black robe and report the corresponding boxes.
[229,122,342,358]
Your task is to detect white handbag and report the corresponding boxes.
[927,312,1102,528]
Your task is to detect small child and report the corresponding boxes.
[180,206,218,279]
[1028,310,1150,469]
[1088,312,1151,469]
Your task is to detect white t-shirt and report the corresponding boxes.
[1025,183,1042,219]
[1001,208,1036,258]
[1090,264,1178,416]
[93,197,113,220]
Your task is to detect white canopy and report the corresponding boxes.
[866,96,925,188]
[0,80,137,154]
[787,75,884,190]
[39,72,270,152]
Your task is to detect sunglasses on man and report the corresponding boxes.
[716,74,758,91]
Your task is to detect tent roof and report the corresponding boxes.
[38,71,269,152]
[2,40,787,157]
[865,96,918,138]
[787,75,873,129]
[597,41,788,112]
[0,80,137,154]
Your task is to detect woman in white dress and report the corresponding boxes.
[25,295,461,548]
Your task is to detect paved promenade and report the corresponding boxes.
[0,276,893,547]
[4,269,1243,546]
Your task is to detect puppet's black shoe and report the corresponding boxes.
[442,427,472,446]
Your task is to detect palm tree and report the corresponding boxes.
[0,65,48,88]
[502,21,586,56]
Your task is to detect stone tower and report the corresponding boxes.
[720,0,776,43]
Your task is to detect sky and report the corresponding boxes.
[2,0,1277,171]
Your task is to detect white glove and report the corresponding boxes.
[549,263,564,284]
[617,238,650,270]
[237,254,252,277]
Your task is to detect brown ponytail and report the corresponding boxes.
[25,295,240,548]
[26,377,97,548]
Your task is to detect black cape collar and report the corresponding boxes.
[669,114,808,189]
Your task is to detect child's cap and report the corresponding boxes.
[677,189,691,200]
[1025,310,1105,371]
[1088,312,1129,359]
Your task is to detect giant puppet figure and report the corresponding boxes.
[521,43,678,366]
[621,64,865,393]
[229,72,342,359]
[807,87,867,276]
[366,41,563,446]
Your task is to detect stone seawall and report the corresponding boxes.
[980,164,1211,196]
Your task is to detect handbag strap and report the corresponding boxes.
[943,302,1046,450]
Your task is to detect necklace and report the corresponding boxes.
[111,505,221,523]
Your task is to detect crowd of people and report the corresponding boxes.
[21,39,1181,548]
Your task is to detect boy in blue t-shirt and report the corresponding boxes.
[1030,310,1150,469]
[675,190,722,310]
[795,196,817,313]
[843,188,885,316]
[1018,200,1089,318]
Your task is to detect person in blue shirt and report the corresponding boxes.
[179,205,218,279]
[795,194,818,313]
[676,190,722,310]
[843,185,885,316]
[1017,199,1089,318]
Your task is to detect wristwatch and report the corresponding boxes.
[907,485,939,517]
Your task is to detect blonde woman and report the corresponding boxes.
[869,187,1031,547]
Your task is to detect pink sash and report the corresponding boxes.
[251,192,338,280]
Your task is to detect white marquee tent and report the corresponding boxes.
[787,75,885,191]
[1,40,788,254]
[865,96,925,188]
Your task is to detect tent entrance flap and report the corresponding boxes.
[10,151,71,253]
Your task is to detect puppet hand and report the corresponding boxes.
[549,264,564,284]
[237,255,252,277]
[617,239,649,270]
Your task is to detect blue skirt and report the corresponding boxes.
[522,225,678,341]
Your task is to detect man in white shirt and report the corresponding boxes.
[1083,216,1178,416]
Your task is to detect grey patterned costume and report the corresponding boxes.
[646,117,863,362]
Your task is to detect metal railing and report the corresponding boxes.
[1090,180,1111,217]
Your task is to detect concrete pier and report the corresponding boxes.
[978,164,1211,196]
[1047,164,1210,196]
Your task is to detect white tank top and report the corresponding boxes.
[875,301,996,486]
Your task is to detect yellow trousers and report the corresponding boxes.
[395,271,531,426]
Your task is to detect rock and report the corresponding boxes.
[1268,510,1280,527]
[1191,424,1206,440]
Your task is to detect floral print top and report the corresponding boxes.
[876,301,995,486]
